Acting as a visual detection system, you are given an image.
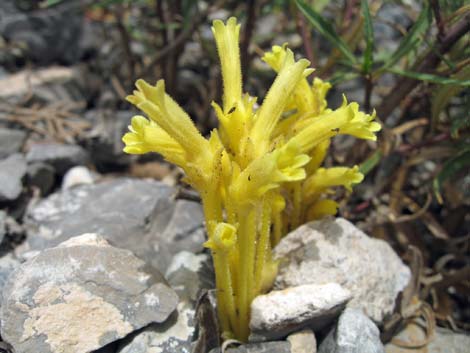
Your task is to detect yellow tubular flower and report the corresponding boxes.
[229,142,310,205]
[289,102,354,153]
[122,115,185,165]
[262,44,287,72]
[212,17,242,112]
[291,97,381,154]
[340,103,381,140]
[250,50,313,156]
[127,79,210,159]
[311,78,332,115]
[303,166,364,201]
[263,45,332,116]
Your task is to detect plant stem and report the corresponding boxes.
[291,182,302,230]
[236,207,256,341]
[254,195,272,293]
[377,13,470,121]
[212,249,238,337]
[364,74,373,113]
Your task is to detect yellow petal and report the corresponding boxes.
[340,104,381,140]
[122,115,186,165]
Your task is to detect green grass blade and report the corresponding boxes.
[382,4,432,69]
[388,67,470,86]
[295,0,357,64]
[361,0,374,73]
[359,150,383,175]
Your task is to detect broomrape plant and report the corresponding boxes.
[122,17,380,341]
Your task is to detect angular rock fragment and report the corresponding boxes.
[319,308,384,353]
[165,251,212,302]
[287,329,317,353]
[249,283,351,341]
[274,218,411,323]
[1,233,179,353]
[26,143,89,175]
[0,154,27,202]
[23,178,205,273]
[118,302,195,353]
[0,253,20,296]
[0,128,26,159]
[117,251,214,353]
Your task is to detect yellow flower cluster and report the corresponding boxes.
[123,17,380,341]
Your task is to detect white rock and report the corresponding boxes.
[58,233,109,247]
[165,251,207,278]
[287,329,317,353]
[249,283,351,341]
[274,218,411,323]
[61,166,95,190]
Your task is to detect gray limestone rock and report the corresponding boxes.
[287,329,317,353]
[165,251,213,303]
[319,308,384,353]
[22,178,205,273]
[26,162,55,196]
[274,218,411,323]
[249,283,351,342]
[0,154,27,202]
[0,128,26,159]
[1,233,179,353]
[26,143,89,175]
[117,302,195,353]
[0,211,5,244]
[116,251,214,353]
[0,253,20,297]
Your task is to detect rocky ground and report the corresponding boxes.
[0,1,468,352]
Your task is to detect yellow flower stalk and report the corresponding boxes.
[122,17,380,341]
